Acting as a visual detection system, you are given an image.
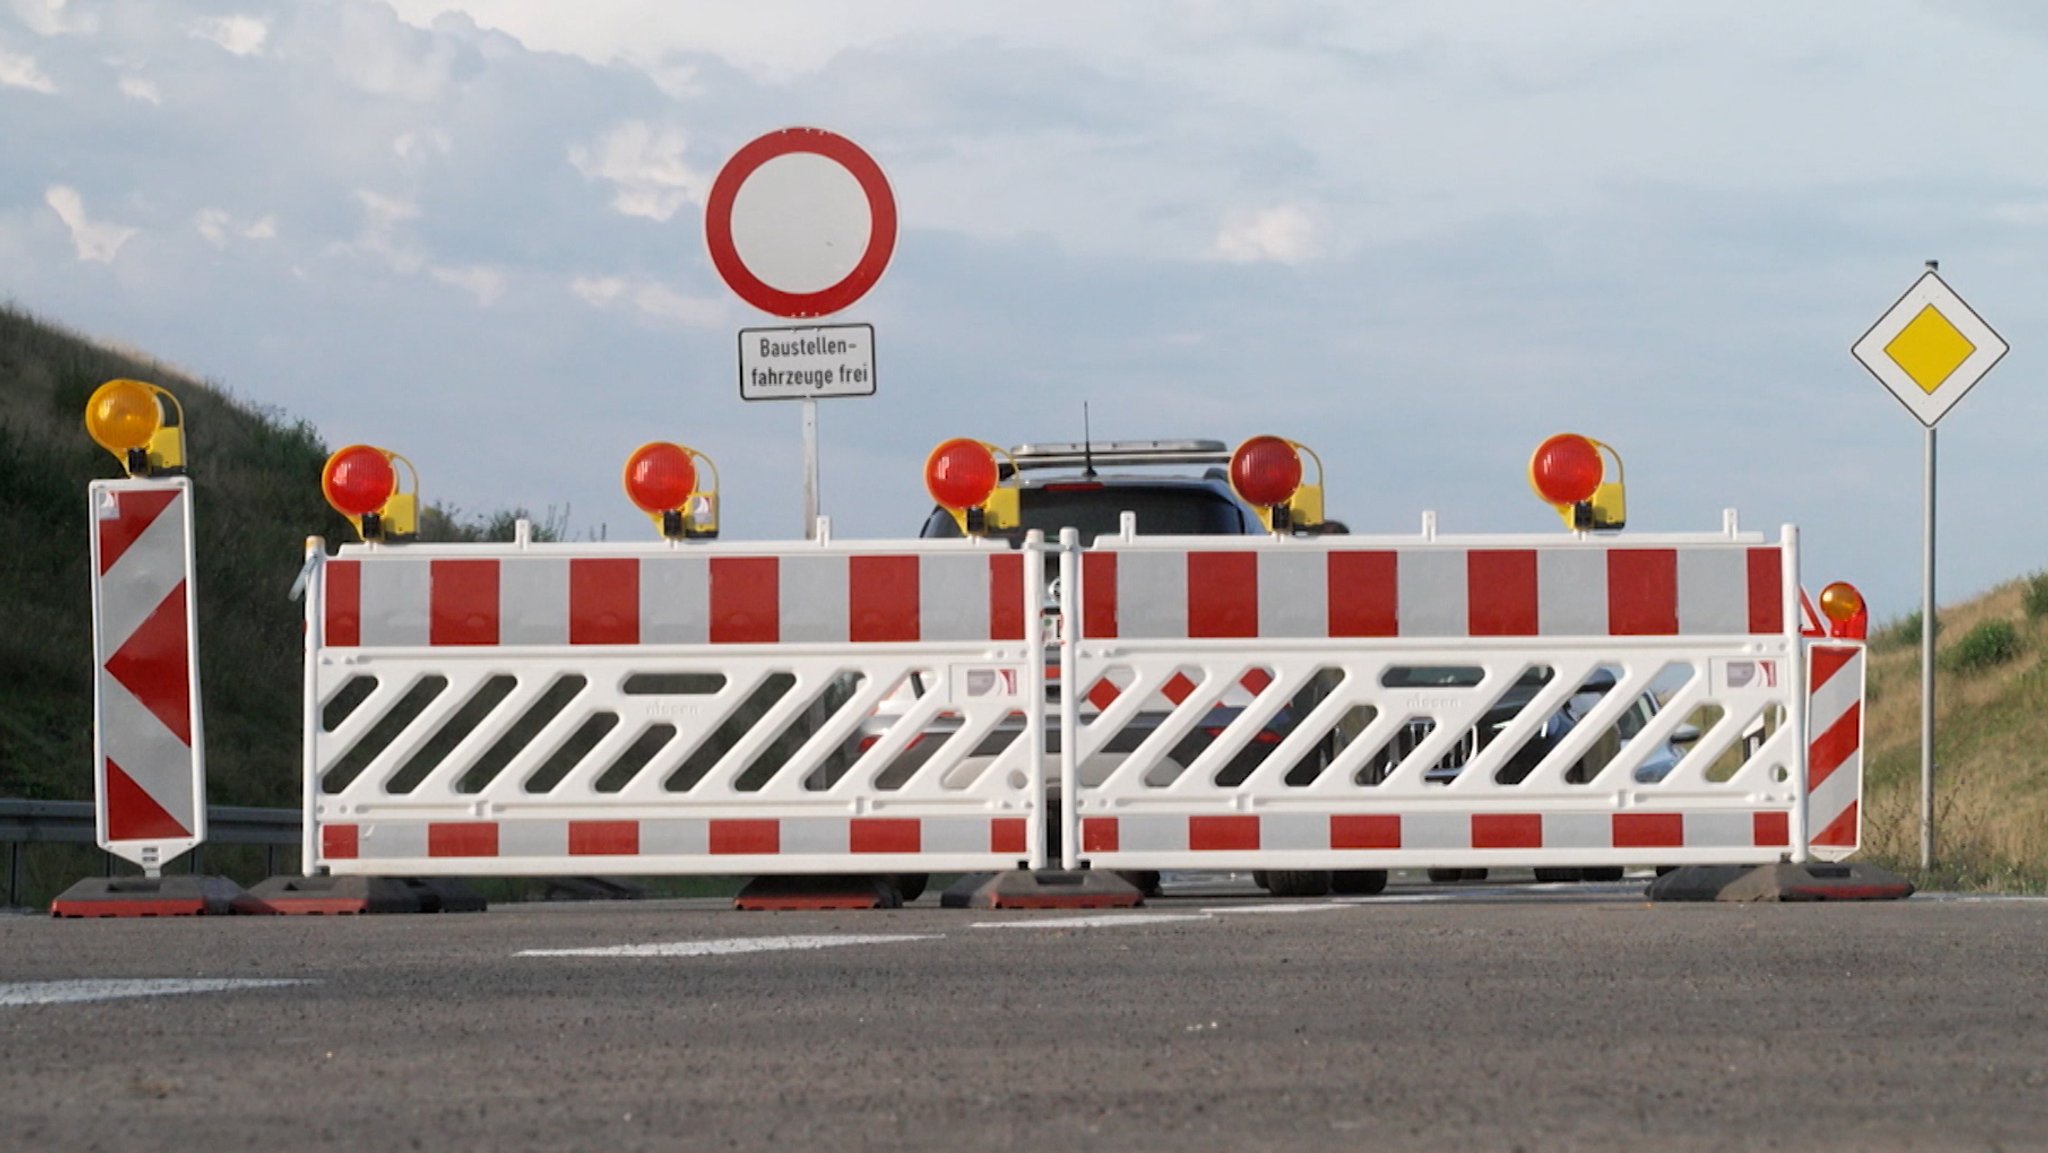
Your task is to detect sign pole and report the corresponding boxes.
[1920,422,1936,870]
[802,397,819,539]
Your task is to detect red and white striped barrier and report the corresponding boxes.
[1805,643,1865,859]
[90,478,205,872]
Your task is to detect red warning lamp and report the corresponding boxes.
[623,441,717,539]
[322,444,417,541]
[1819,581,1869,641]
[1528,432,1626,532]
[1229,436,1303,507]
[925,438,1000,509]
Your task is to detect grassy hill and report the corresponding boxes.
[2,303,2042,894]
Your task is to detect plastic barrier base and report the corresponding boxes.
[249,875,488,914]
[51,875,271,918]
[940,869,1146,910]
[1647,861,1915,903]
[734,875,901,911]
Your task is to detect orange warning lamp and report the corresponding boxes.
[924,437,1017,535]
[1529,432,1626,532]
[322,444,418,541]
[624,441,719,539]
[1229,435,1324,533]
[1819,581,1868,640]
[84,379,186,476]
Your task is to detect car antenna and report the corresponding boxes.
[1082,402,1097,478]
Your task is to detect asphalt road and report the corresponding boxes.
[3,876,2045,1152]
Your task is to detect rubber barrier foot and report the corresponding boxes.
[734,875,901,911]
[939,869,1146,910]
[1647,861,1915,903]
[51,875,272,918]
[247,875,487,915]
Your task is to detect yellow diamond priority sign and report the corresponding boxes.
[1853,270,2007,426]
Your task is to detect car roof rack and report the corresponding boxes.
[1007,439,1230,472]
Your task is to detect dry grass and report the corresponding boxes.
[1860,579,2048,891]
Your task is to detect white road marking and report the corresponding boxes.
[972,913,1214,930]
[0,978,311,1007]
[516,933,940,958]
[1201,903,1346,916]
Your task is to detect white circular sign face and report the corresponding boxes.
[727,153,873,295]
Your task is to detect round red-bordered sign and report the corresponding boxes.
[704,127,897,319]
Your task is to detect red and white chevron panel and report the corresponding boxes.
[1806,643,1865,860]
[1078,809,1793,860]
[322,548,1028,647]
[1082,544,1786,640]
[89,479,205,870]
[318,815,1031,873]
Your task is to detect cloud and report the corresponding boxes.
[569,275,724,327]
[191,14,269,57]
[10,0,97,36]
[195,208,277,248]
[44,185,136,263]
[568,121,705,222]
[0,47,57,92]
[1209,205,1320,264]
[334,188,424,272]
[117,74,159,103]
[430,263,506,305]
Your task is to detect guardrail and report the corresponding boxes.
[0,800,300,908]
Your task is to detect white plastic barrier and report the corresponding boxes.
[302,532,1049,876]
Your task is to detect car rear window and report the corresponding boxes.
[920,483,1252,541]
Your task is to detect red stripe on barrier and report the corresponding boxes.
[1468,551,1538,636]
[1188,552,1258,638]
[1807,702,1862,790]
[850,818,921,854]
[1161,673,1197,705]
[1240,667,1273,695]
[1753,811,1789,847]
[431,559,499,646]
[1087,677,1123,712]
[321,823,359,860]
[1189,815,1259,851]
[104,757,191,841]
[1612,812,1684,849]
[989,552,1025,640]
[569,558,638,645]
[1472,813,1542,849]
[103,581,192,745]
[1082,817,1119,854]
[850,556,920,643]
[1328,551,1398,637]
[1608,549,1678,635]
[710,818,779,855]
[1331,814,1401,850]
[97,488,178,575]
[710,557,779,644]
[1747,548,1783,634]
[1082,551,1118,638]
[1809,644,1857,691]
[992,818,1028,855]
[568,820,639,855]
[1812,800,1859,847]
[428,822,499,857]
[325,560,361,646]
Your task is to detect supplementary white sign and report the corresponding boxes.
[738,323,876,401]
[1851,269,2007,427]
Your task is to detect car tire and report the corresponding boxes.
[1262,870,1332,897]
[1427,867,1466,883]
[890,874,929,903]
[1251,870,1270,892]
[1533,867,1583,883]
[1582,867,1624,883]
[1116,870,1162,897]
[1330,869,1388,896]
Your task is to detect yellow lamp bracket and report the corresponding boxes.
[1248,440,1326,534]
[943,444,1021,536]
[359,452,421,542]
[642,448,721,541]
[84,379,187,477]
[1550,439,1627,533]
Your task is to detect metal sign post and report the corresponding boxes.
[704,127,897,539]
[1851,260,2007,870]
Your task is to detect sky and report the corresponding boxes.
[5,0,2047,622]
